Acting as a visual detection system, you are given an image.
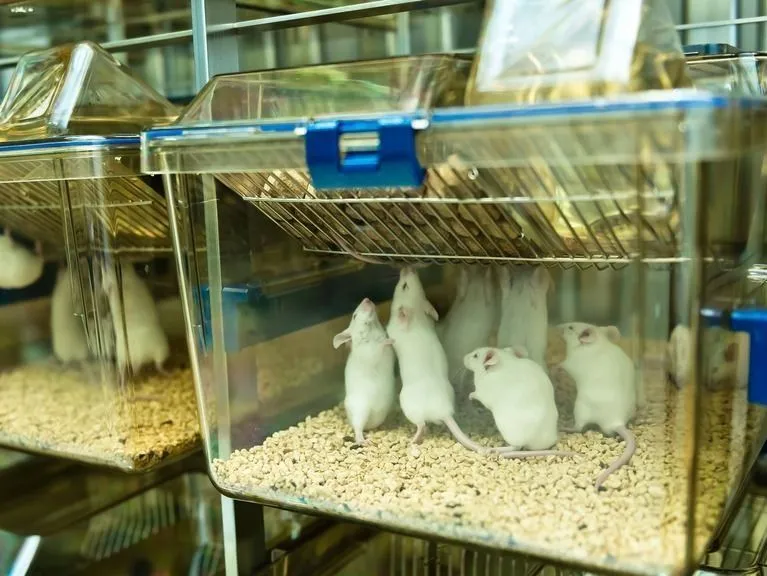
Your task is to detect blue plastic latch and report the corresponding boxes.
[304,116,426,190]
[701,308,767,405]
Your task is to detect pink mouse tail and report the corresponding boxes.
[594,425,636,491]
[443,416,491,453]
[495,449,576,458]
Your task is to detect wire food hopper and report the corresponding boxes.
[0,41,201,472]
[143,2,767,566]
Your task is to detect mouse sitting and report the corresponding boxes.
[386,266,492,453]
[333,297,396,446]
[0,228,44,289]
[464,346,575,458]
[51,266,89,364]
[558,322,637,490]
[102,262,170,376]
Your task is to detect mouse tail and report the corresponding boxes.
[443,416,490,453]
[594,425,636,491]
[495,449,576,459]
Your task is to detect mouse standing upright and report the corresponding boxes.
[51,266,89,363]
[438,265,499,400]
[0,228,44,289]
[387,266,528,456]
[497,265,551,368]
[102,262,170,376]
[333,297,396,446]
[558,322,637,490]
[464,346,574,458]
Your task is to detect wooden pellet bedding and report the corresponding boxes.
[214,367,762,574]
[0,361,200,470]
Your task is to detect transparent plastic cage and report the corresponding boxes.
[0,41,199,471]
[144,58,767,575]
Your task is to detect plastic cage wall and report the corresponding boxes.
[145,44,767,576]
[0,41,201,471]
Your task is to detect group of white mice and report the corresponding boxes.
[50,263,170,376]
[0,227,169,377]
[333,265,641,491]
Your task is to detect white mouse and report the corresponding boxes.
[386,266,487,452]
[558,322,637,490]
[438,265,499,400]
[464,346,574,457]
[0,229,44,289]
[667,323,747,390]
[103,262,170,375]
[51,266,89,363]
[333,297,396,446]
[497,265,551,368]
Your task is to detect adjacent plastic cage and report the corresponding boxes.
[143,5,767,576]
[0,41,200,471]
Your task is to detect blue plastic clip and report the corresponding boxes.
[304,115,426,190]
[701,308,767,405]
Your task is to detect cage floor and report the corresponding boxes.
[213,367,762,575]
[0,360,200,470]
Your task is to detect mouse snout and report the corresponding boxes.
[360,297,374,309]
[400,266,414,278]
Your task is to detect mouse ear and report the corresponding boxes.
[332,329,352,350]
[423,300,439,322]
[483,349,499,368]
[603,326,621,343]
[578,327,597,344]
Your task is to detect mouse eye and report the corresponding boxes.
[473,353,478,358]
[352,313,357,320]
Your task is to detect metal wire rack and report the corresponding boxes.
[79,486,183,561]
[700,491,767,574]
[384,534,545,576]
[0,163,172,259]
[215,119,753,271]
[217,156,680,270]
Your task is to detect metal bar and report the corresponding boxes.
[439,7,455,52]
[0,0,476,69]
[209,0,476,34]
[191,0,210,91]
[206,0,240,80]
[676,15,767,31]
[395,11,411,56]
